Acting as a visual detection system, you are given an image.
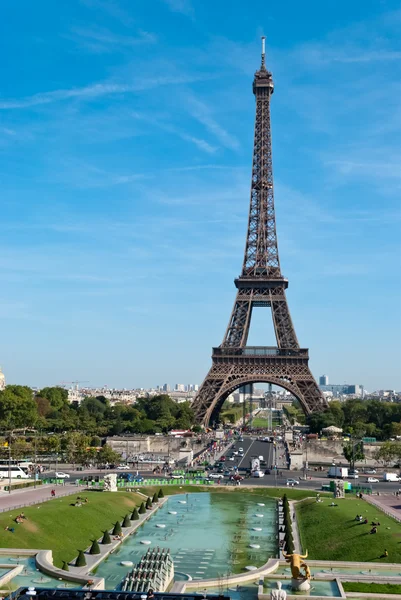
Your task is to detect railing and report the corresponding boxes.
[213,346,308,357]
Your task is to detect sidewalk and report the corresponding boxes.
[364,493,401,523]
[0,483,86,513]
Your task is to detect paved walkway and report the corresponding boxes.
[289,500,302,553]
[0,483,85,512]
[364,493,401,523]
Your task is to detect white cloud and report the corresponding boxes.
[67,26,157,53]
[0,74,208,110]
[186,97,240,151]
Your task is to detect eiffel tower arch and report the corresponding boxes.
[192,38,327,427]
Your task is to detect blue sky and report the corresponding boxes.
[0,0,400,392]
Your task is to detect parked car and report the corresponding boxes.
[117,465,129,470]
[365,469,377,474]
[55,472,70,479]
[170,474,184,479]
[286,479,299,486]
[367,477,379,483]
[348,473,359,479]
[264,469,271,475]
[239,447,244,452]
[253,470,264,478]
[209,473,224,479]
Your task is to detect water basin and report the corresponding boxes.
[93,492,278,587]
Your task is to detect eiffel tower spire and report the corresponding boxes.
[192,38,327,426]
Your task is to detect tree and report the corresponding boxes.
[35,396,52,417]
[122,514,131,527]
[101,530,111,544]
[43,435,61,455]
[75,550,87,567]
[0,386,38,429]
[61,432,90,465]
[146,497,152,509]
[112,521,122,535]
[342,440,365,470]
[139,502,146,514]
[62,561,69,571]
[158,488,164,499]
[152,492,159,503]
[80,397,108,417]
[131,508,139,520]
[97,444,121,466]
[38,387,68,411]
[373,442,401,467]
[89,539,100,555]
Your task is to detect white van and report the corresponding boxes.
[253,470,264,478]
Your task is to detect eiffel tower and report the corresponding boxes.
[192,38,327,426]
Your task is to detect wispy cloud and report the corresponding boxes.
[0,74,209,110]
[186,97,240,151]
[0,127,16,136]
[161,0,194,18]
[67,25,156,53]
[297,45,401,66]
[131,111,217,154]
[325,158,401,181]
[79,0,135,26]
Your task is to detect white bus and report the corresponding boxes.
[0,461,30,479]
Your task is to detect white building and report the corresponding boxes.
[0,366,5,390]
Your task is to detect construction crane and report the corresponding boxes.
[57,380,89,390]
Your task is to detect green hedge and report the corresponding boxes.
[5,480,43,491]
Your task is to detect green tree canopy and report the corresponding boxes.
[0,386,38,429]
[38,387,68,410]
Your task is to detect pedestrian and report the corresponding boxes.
[51,489,56,498]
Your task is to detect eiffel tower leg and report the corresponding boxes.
[271,289,299,349]
[222,296,252,347]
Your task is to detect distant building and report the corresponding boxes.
[162,384,170,392]
[319,383,362,397]
[175,383,185,392]
[319,374,329,386]
[0,366,5,390]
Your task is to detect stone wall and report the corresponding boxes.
[106,435,204,458]
[301,440,381,466]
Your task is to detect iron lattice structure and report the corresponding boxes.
[192,39,327,426]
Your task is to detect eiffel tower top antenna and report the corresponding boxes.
[261,35,266,69]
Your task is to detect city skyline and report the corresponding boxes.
[1,1,400,391]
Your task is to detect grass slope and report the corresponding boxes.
[297,497,401,563]
[343,581,401,594]
[0,491,142,568]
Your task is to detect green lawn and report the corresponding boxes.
[343,581,401,594]
[297,497,401,563]
[0,491,143,568]
[252,417,281,428]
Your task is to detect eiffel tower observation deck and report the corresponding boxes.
[192,38,327,426]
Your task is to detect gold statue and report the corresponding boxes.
[283,550,310,580]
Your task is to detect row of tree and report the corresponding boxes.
[0,386,196,435]
[288,398,401,441]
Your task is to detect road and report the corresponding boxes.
[37,435,401,494]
